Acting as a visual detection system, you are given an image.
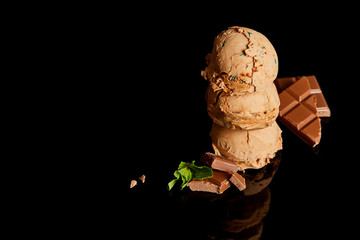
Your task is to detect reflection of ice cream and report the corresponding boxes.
[206,156,281,240]
[243,153,281,196]
[201,26,278,95]
[206,83,280,130]
[210,122,282,171]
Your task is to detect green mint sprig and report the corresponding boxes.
[168,160,213,191]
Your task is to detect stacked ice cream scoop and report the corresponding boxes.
[202,26,282,171]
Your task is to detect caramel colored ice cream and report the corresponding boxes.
[206,82,280,130]
[202,26,282,171]
[201,26,278,95]
[210,122,282,171]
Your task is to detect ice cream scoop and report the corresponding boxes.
[201,26,278,95]
[210,122,282,170]
[206,83,280,130]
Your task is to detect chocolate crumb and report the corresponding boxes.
[139,174,146,183]
[130,180,137,188]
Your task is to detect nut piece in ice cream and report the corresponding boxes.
[201,26,278,95]
[210,122,282,171]
[206,83,280,130]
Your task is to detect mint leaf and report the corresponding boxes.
[177,167,192,190]
[168,160,213,191]
[177,161,187,170]
[168,169,181,191]
[188,160,213,180]
[168,179,178,191]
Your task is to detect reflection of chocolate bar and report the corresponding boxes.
[277,77,321,147]
[187,170,231,194]
[200,152,238,173]
[275,75,331,117]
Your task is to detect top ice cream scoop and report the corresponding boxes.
[201,26,278,95]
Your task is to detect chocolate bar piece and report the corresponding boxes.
[274,77,296,91]
[274,75,330,117]
[200,152,238,173]
[229,172,246,191]
[278,77,321,147]
[187,170,231,194]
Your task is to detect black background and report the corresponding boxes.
[110,21,358,239]
[10,5,360,239]
[73,19,358,239]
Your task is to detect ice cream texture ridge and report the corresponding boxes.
[206,82,280,130]
[202,26,282,171]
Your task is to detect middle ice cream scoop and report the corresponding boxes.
[206,83,280,130]
[201,26,278,95]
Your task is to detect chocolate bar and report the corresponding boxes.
[229,172,246,191]
[274,75,330,117]
[277,77,321,147]
[200,152,238,173]
[187,170,231,194]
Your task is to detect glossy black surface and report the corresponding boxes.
[124,119,344,239]
[113,22,354,239]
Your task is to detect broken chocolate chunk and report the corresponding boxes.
[200,152,239,173]
[277,77,322,147]
[139,174,146,183]
[187,170,231,194]
[229,172,246,191]
[275,75,330,117]
[130,180,137,189]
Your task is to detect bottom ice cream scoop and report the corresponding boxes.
[210,122,282,170]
